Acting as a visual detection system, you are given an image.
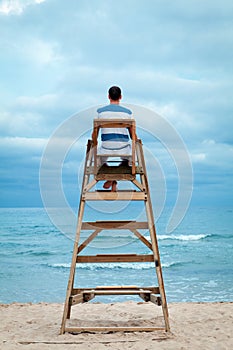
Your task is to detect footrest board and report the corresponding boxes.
[76,254,155,263]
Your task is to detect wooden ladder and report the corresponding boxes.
[60,119,170,333]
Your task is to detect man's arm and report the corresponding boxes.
[128,126,138,140]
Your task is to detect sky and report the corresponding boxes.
[0,0,233,211]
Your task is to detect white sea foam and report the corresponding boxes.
[50,263,71,268]
[50,261,181,270]
[81,233,211,242]
[152,234,211,241]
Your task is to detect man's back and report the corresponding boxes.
[97,104,132,150]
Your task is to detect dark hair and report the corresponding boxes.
[108,86,121,101]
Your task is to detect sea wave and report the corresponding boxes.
[48,261,184,270]
[50,263,71,268]
[80,233,212,242]
[156,233,212,241]
[15,249,58,256]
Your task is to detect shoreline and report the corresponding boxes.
[1,301,232,349]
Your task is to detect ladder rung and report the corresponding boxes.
[72,286,160,294]
[83,191,147,201]
[86,166,144,175]
[97,154,133,158]
[95,174,135,181]
[71,290,161,305]
[81,221,149,230]
[82,289,152,295]
[76,254,155,263]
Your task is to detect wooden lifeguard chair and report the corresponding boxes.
[60,118,170,333]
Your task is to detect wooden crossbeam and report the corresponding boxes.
[78,229,101,253]
[150,294,162,306]
[72,286,160,294]
[95,174,135,181]
[81,221,149,230]
[86,166,143,175]
[78,222,151,255]
[93,118,135,129]
[83,179,97,193]
[131,229,152,251]
[95,285,139,290]
[76,254,154,263]
[96,154,134,159]
[83,191,147,201]
[70,294,83,305]
[70,288,161,305]
[82,289,152,296]
[139,292,151,302]
[132,179,145,191]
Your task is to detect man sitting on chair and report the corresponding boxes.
[93,86,135,192]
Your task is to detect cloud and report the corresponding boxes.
[2,36,62,67]
[0,0,46,15]
[0,0,233,208]
[191,153,206,163]
[0,110,48,137]
[16,94,58,110]
[21,38,62,66]
[198,139,233,169]
[0,136,46,150]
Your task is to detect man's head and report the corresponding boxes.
[108,86,122,102]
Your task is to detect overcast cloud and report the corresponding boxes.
[0,0,232,210]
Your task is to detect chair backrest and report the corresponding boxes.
[92,118,136,175]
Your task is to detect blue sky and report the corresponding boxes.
[0,0,233,209]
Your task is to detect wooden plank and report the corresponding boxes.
[81,221,148,230]
[65,326,165,333]
[83,289,152,296]
[83,191,147,201]
[76,254,154,263]
[83,292,95,302]
[96,153,134,158]
[86,166,143,175]
[72,286,160,294]
[131,229,152,251]
[84,140,94,172]
[150,294,162,306]
[70,294,83,305]
[136,140,170,332]
[95,174,135,181]
[60,197,86,334]
[94,286,160,294]
[78,229,101,253]
[94,118,135,129]
[95,285,138,290]
[139,292,151,302]
[131,179,145,191]
[83,179,97,193]
[131,122,136,175]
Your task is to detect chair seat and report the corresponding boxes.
[97,164,132,175]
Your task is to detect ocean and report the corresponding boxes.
[0,206,232,304]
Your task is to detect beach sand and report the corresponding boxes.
[0,301,232,349]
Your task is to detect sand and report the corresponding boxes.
[0,301,232,349]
